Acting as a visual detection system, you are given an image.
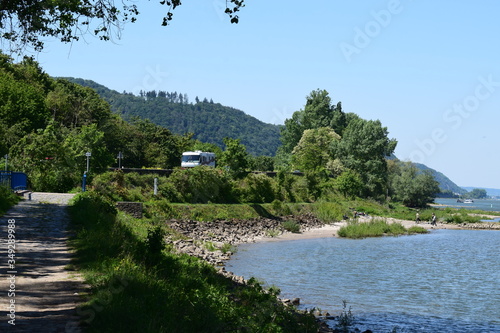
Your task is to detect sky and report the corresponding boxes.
[18,0,500,189]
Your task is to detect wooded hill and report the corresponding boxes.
[66,78,466,195]
[415,163,467,195]
[63,78,281,156]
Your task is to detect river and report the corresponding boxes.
[434,198,500,213]
[226,229,500,332]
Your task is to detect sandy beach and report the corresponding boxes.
[257,216,478,243]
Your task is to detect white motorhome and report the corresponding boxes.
[181,151,216,168]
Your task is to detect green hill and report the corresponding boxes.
[63,78,281,156]
[414,163,467,195]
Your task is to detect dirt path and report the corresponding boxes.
[0,193,83,332]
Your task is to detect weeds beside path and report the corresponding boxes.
[0,192,84,332]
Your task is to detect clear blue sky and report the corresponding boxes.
[28,0,500,189]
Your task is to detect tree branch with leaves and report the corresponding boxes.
[1,0,245,54]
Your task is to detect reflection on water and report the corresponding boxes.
[227,230,500,332]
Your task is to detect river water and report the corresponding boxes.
[227,230,500,332]
[435,198,500,213]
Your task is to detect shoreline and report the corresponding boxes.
[166,216,499,332]
[167,215,500,264]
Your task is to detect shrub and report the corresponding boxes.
[271,199,292,216]
[163,167,235,203]
[237,173,277,203]
[0,186,19,215]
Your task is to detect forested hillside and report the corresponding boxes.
[64,78,281,156]
[414,163,467,195]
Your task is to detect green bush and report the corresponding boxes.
[271,199,292,216]
[163,167,236,203]
[238,173,277,203]
[0,186,19,215]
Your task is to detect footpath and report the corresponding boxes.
[0,193,83,332]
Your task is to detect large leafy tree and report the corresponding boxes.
[10,122,77,192]
[280,89,346,155]
[389,161,440,207]
[1,0,245,53]
[332,117,397,199]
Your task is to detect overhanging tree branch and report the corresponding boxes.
[0,0,245,54]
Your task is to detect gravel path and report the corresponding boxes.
[0,193,83,332]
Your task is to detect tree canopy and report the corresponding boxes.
[388,161,440,208]
[1,0,245,53]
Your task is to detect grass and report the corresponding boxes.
[338,218,428,239]
[68,191,318,332]
[281,220,300,233]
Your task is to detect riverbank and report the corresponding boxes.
[165,213,500,332]
[167,214,500,263]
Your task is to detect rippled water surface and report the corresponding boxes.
[227,230,500,332]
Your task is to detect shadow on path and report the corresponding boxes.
[0,194,84,332]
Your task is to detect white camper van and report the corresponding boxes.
[181,151,216,168]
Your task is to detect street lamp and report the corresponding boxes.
[85,152,91,173]
[117,151,123,168]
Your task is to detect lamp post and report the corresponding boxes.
[85,152,91,173]
[117,151,123,168]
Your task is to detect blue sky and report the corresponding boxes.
[28,0,500,189]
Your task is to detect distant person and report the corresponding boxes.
[416,212,421,224]
[431,213,437,226]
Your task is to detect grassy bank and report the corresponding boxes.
[68,191,318,332]
[337,219,428,239]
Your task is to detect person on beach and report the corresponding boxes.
[416,212,420,224]
[431,213,437,226]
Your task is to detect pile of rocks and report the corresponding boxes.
[165,213,325,267]
[458,222,500,230]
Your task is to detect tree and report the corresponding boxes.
[0,55,51,135]
[280,89,345,155]
[64,123,114,174]
[466,188,487,199]
[332,117,397,199]
[1,0,245,53]
[291,127,340,172]
[249,155,275,172]
[219,137,249,178]
[335,169,363,199]
[389,161,440,207]
[46,78,113,128]
[10,122,77,192]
